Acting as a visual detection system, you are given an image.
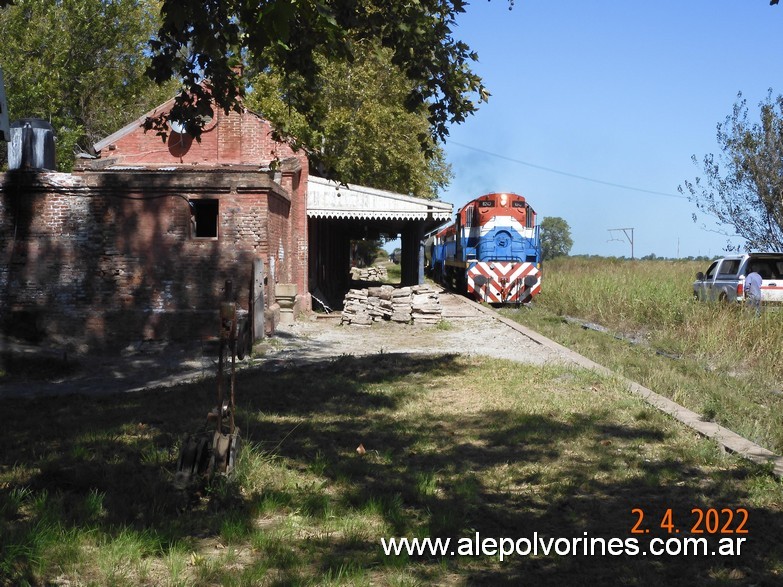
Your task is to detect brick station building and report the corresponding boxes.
[0,88,455,352]
[0,96,308,350]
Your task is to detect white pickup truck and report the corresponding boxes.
[693,253,783,304]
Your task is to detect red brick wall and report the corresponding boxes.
[0,170,295,349]
[91,103,310,306]
[101,105,301,168]
[1,101,312,349]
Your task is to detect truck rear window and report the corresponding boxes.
[718,260,740,276]
[747,260,783,280]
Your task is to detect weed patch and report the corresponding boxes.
[503,257,783,454]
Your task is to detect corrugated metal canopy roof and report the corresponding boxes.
[307,176,452,221]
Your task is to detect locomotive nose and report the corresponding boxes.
[495,230,511,248]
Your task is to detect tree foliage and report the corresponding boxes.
[145,0,496,156]
[540,216,573,261]
[0,0,179,170]
[680,91,783,252]
[247,40,451,198]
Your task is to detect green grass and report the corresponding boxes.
[383,261,402,284]
[3,351,783,585]
[501,256,783,454]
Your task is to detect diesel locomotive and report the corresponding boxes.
[426,192,542,304]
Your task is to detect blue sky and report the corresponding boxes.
[438,0,783,258]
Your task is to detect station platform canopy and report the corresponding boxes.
[307,176,452,225]
[306,176,454,308]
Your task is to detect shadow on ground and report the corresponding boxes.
[1,352,781,585]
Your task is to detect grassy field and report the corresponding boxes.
[502,256,783,454]
[2,349,783,585]
[4,256,783,585]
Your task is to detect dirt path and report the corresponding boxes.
[265,289,571,367]
[0,289,573,399]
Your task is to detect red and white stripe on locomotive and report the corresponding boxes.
[467,260,540,304]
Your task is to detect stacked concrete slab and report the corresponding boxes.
[349,265,388,281]
[410,285,442,325]
[341,285,442,326]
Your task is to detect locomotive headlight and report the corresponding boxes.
[500,194,508,207]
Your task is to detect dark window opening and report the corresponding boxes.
[190,199,219,238]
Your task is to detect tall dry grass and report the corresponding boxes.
[536,256,783,380]
[500,256,783,453]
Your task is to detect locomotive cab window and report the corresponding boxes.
[190,199,219,239]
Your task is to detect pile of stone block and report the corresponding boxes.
[390,287,414,322]
[409,285,442,325]
[340,285,442,326]
[341,289,374,326]
[349,265,388,281]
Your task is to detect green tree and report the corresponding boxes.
[0,0,179,170]
[143,0,783,153]
[145,0,498,162]
[247,40,451,198]
[680,90,783,251]
[540,216,573,260]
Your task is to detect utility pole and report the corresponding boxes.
[608,227,634,259]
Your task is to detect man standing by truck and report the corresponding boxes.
[745,268,763,317]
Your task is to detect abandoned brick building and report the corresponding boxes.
[0,96,308,349]
[0,82,455,352]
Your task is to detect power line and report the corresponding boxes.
[448,140,688,200]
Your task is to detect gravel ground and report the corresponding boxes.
[266,292,570,366]
[0,289,574,399]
